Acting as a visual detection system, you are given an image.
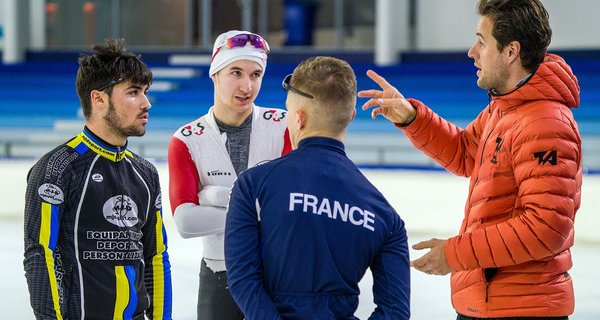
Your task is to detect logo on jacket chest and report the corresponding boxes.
[263,109,286,122]
[181,123,205,136]
[207,170,232,177]
[491,137,503,164]
[102,195,139,227]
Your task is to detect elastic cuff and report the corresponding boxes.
[394,110,417,128]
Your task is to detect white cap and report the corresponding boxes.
[209,30,269,77]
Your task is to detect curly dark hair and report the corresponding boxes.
[76,38,152,119]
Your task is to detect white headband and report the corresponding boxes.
[209,30,269,77]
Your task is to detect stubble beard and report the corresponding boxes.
[104,100,146,140]
[477,61,509,94]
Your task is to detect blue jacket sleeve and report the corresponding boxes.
[224,174,282,320]
[368,211,411,320]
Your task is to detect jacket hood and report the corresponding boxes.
[493,53,580,110]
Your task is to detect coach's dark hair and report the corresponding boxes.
[478,0,551,71]
[76,38,152,119]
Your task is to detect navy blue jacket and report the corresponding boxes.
[225,137,410,319]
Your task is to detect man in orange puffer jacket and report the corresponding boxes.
[359,0,580,319]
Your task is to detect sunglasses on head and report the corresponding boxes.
[282,74,314,99]
[211,34,270,62]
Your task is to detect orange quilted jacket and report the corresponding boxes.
[402,53,581,318]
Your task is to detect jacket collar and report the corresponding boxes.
[297,137,346,156]
[67,126,132,162]
[490,53,580,112]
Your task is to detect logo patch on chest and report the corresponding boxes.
[181,123,205,136]
[263,110,286,122]
[102,195,139,227]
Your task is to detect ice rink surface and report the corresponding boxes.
[2,168,599,319]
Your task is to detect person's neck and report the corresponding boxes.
[496,68,532,95]
[213,103,253,127]
[85,121,126,147]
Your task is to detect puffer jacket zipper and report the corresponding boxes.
[483,268,498,303]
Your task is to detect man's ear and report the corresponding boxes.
[211,73,218,87]
[90,90,108,113]
[296,107,307,130]
[506,40,521,63]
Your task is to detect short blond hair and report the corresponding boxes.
[290,56,357,133]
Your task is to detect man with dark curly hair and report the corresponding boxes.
[24,38,172,320]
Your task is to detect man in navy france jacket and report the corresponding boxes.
[224,56,410,319]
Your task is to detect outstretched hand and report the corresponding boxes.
[357,70,417,124]
[410,238,452,276]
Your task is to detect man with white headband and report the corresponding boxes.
[168,30,291,319]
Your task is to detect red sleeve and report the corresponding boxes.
[168,136,201,215]
[401,98,482,177]
[281,128,292,155]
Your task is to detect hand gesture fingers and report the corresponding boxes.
[365,70,394,91]
[410,238,452,276]
[357,89,384,102]
[410,239,435,271]
[358,70,402,102]
[412,238,440,250]
[357,69,414,124]
[360,98,386,119]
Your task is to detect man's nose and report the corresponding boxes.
[142,94,152,110]
[240,77,252,92]
[467,42,477,59]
